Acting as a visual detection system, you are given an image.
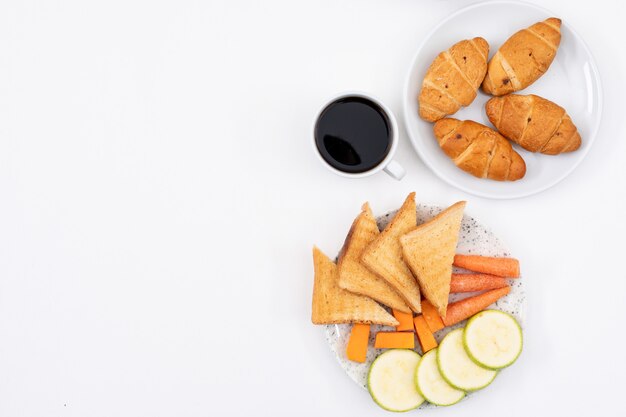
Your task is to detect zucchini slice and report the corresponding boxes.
[367,349,424,412]
[437,328,497,391]
[464,310,523,369]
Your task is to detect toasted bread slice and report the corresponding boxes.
[338,203,412,313]
[361,193,422,313]
[311,247,399,326]
[400,201,466,318]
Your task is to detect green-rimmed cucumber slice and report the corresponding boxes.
[463,310,523,369]
[415,348,465,406]
[437,328,497,391]
[367,349,424,412]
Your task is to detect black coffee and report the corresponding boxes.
[314,97,392,174]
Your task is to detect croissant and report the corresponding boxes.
[482,18,561,96]
[418,37,489,122]
[434,118,526,181]
[486,94,581,154]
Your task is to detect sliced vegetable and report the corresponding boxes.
[453,255,520,278]
[421,300,445,332]
[450,273,509,293]
[413,316,437,353]
[374,332,415,349]
[346,323,370,363]
[443,287,510,327]
[437,328,497,391]
[464,310,522,369]
[415,349,465,406]
[368,349,424,412]
[393,309,415,332]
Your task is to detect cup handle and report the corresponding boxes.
[383,160,405,181]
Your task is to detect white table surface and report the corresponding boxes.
[1,0,625,416]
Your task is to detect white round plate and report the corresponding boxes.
[403,0,602,199]
[325,204,526,408]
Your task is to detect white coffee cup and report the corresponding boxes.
[312,91,406,180]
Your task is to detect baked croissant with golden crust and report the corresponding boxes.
[482,18,561,96]
[486,94,581,154]
[434,118,526,181]
[419,38,489,122]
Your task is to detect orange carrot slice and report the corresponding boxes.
[413,315,438,353]
[443,286,511,326]
[450,273,509,293]
[421,300,445,332]
[453,255,520,278]
[374,332,415,349]
[346,323,370,363]
[392,309,414,332]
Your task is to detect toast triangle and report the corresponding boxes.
[311,247,399,326]
[400,201,466,317]
[360,193,422,313]
[337,203,412,313]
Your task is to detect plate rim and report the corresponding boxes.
[401,0,603,200]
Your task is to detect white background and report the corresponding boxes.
[1,0,625,416]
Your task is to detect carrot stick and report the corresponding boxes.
[443,286,511,326]
[420,300,445,332]
[453,254,520,277]
[346,324,370,363]
[450,273,509,293]
[392,309,414,332]
[374,332,415,349]
[413,315,438,353]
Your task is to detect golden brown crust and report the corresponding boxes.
[433,119,526,181]
[418,38,489,122]
[337,203,412,313]
[482,18,561,96]
[361,193,422,313]
[311,247,399,326]
[486,94,581,154]
[400,201,466,318]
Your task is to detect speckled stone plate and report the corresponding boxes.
[325,204,526,408]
